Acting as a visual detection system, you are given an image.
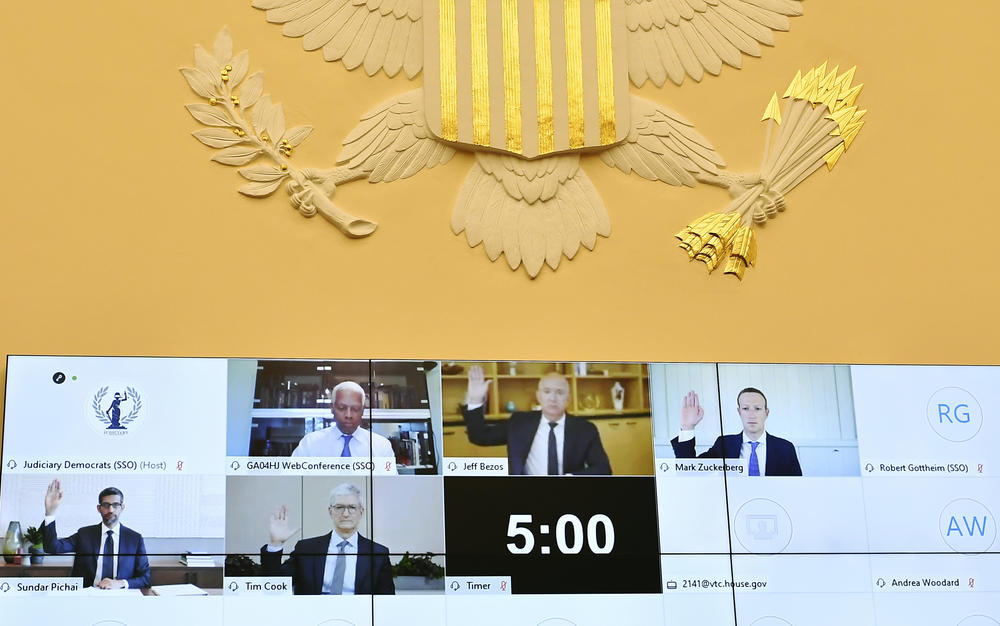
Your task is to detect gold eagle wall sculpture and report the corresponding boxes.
[181,1,865,280]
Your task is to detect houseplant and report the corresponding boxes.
[392,552,445,591]
[23,526,44,565]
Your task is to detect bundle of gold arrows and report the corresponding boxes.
[677,62,866,280]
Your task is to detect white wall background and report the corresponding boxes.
[371,476,444,554]
[651,363,859,476]
[226,476,444,559]
[225,475,369,555]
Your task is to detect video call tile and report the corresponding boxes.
[725,478,869,554]
[734,592,877,626]
[873,592,1000,626]
[445,593,666,626]
[374,595,446,626]
[223,595,373,626]
[852,366,999,476]
[862,477,998,554]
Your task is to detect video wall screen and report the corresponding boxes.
[0,356,997,625]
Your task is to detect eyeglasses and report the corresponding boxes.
[98,502,123,510]
[330,504,361,515]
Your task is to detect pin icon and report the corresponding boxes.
[969,578,975,588]
[978,464,984,473]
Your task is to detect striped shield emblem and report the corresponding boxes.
[424,0,629,159]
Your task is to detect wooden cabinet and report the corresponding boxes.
[593,417,653,476]
[442,425,507,458]
[442,362,652,474]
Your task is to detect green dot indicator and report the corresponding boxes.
[72,376,77,381]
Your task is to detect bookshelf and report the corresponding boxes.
[249,360,440,474]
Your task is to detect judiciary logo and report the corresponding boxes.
[90,385,143,437]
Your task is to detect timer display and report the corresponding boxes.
[445,477,662,594]
[507,513,615,555]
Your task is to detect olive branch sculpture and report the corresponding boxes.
[181,28,376,237]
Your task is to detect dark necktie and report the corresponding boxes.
[547,421,559,475]
[101,530,114,580]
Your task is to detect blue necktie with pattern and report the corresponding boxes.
[748,441,761,477]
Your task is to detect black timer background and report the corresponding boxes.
[444,477,662,594]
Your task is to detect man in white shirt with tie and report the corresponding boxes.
[670,387,802,476]
[291,381,398,473]
[260,482,395,595]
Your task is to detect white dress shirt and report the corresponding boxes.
[44,516,123,586]
[322,531,358,595]
[676,429,768,475]
[524,414,566,476]
[292,424,398,473]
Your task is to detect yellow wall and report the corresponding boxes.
[2,1,998,433]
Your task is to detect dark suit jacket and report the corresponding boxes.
[260,532,394,595]
[41,521,151,588]
[670,432,803,476]
[463,406,612,475]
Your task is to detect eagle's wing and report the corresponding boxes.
[625,0,803,87]
[452,153,610,277]
[600,95,725,185]
[252,0,423,79]
[338,88,454,182]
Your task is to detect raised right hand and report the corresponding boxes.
[44,479,63,516]
[680,391,705,430]
[465,365,492,406]
[268,505,300,545]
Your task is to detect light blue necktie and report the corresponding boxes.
[340,434,352,457]
[748,441,761,476]
[329,539,348,595]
